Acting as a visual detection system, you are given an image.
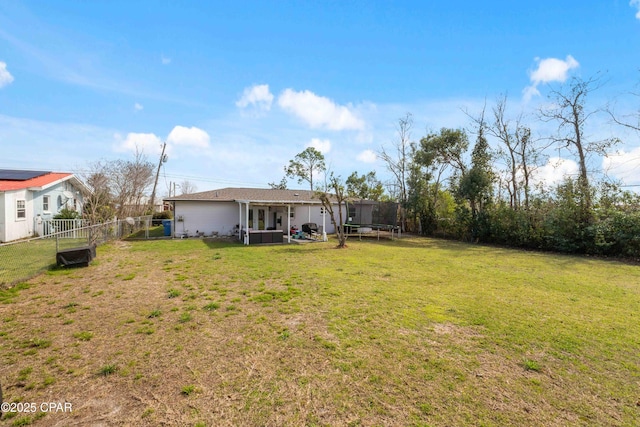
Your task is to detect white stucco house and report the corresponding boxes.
[165,187,347,244]
[0,170,89,243]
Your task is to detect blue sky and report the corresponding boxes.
[1,1,639,195]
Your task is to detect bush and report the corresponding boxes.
[54,208,80,220]
[152,211,173,225]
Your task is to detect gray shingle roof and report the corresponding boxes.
[164,187,334,204]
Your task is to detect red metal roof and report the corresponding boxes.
[0,172,73,191]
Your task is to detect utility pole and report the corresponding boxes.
[149,142,167,213]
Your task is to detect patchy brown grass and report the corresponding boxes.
[1,237,639,426]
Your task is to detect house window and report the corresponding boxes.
[17,200,26,219]
[43,195,50,211]
[348,205,356,222]
[290,207,295,218]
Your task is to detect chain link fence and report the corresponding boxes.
[0,216,152,288]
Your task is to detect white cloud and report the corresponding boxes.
[161,54,171,65]
[530,55,579,85]
[134,103,143,111]
[0,61,14,88]
[356,149,378,163]
[278,88,365,131]
[306,138,332,154]
[632,0,640,19]
[117,132,164,155]
[236,84,274,111]
[523,55,579,102]
[603,147,640,184]
[522,85,541,103]
[167,125,210,149]
[532,157,579,187]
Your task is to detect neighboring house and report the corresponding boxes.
[165,187,346,243]
[0,170,89,243]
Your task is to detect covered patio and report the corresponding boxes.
[236,198,328,245]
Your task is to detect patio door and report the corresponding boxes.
[258,208,265,230]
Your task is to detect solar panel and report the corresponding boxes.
[0,170,50,181]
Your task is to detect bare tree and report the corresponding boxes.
[179,180,198,195]
[79,152,154,221]
[608,83,640,132]
[488,95,543,210]
[539,75,619,210]
[378,113,413,231]
[80,161,115,224]
[316,173,349,248]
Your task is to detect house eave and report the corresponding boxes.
[235,199,326,205]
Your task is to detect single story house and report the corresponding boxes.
[0,169,89,243]
[165,187,347,244]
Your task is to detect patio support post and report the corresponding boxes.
[322,207,327,241]
[287,205,291,243]
[238,202,242,242]
[244,202,250,245]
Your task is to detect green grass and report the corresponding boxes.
[181,384,196,396]
[125,225,166,239]
[0,237,89,287]
[73,331,94,341]
[1,236,639,426]
[98,364,118,376]
[202,302,220,311]
[0,239,57,287]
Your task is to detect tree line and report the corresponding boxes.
[280,76,640,257]
[381,76,640,258]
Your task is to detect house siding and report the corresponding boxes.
[173,200,344,238]
[0,193,5,242]
[2,189,32,242]
[174,201,239,237]
[0,178,86,243]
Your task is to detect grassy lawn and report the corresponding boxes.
[0,236,639,426]
[0,239,57,286]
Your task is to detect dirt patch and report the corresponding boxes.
[0,240,637,426]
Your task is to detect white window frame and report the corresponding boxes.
[43,195,50,212]
[290,207,295,218]
[16,200,26,220]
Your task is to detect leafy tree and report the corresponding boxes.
[457,123,494,240]
[416,127,469,228]
[405,156,435,234]
[345,171,384,200]
[417,128,469,182]
[285,147,326,191]
[268,177,288,190]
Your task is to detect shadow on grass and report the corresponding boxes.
[195,232,637,269]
